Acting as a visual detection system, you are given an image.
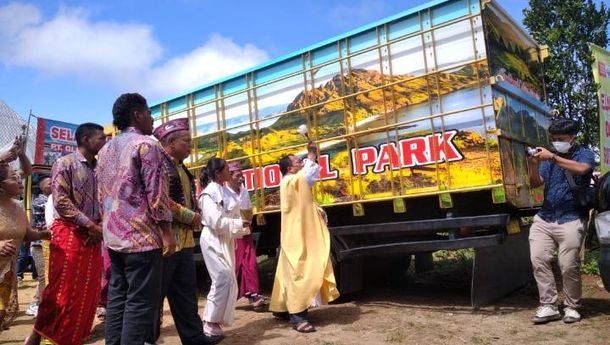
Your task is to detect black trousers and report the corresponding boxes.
[156,248,207,345]
[17,241,37,278]
[105,249,162,345]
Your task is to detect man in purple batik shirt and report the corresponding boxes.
[97,93,176,345]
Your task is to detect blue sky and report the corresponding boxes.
[0,0,533,126]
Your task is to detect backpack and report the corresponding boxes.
[564,170,597,211]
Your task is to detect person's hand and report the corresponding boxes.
[0,240,17,257]
[307,141,318,155]
[15,136,26,157]
[0,138,20,162]
[533,147,555,161]
[162,230,176,257]
[191,212,203,230]
[84,222,102,246]
[38,230,51,241]
[243,226,251,236]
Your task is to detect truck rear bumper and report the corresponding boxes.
[331,213,510,261]
[337,233,504,260]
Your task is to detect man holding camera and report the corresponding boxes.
[528,118,595,324]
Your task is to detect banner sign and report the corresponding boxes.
[592,43,610,174]
[34,118,79,166]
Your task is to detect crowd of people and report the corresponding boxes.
[0,92,596,344]
[0,92,339,344]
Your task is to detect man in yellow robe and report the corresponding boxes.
[270,141,340,333]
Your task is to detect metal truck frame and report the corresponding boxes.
[150,0,551,306]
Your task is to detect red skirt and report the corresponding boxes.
[35,219,102,345]
[235,234,260,298]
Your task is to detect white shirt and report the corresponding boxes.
[45,194,56,228]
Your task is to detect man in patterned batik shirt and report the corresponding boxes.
[152,118,222,344]
[97,93,176,345]
[25,123,107,345]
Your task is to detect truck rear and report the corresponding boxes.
[151,0,551,305]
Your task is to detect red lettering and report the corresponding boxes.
[606,120,610,137]
[606,147,610,165]
[428,131,462,162]
[49,126,76,143]
[351,146,377,175]
[243,169,255,191]
[600,62,607,78]
[319,154,338,179]
[399,137,428,167]
[263,165,281,188]
[374,143,400,172]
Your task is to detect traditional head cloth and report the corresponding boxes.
[153,118,189,140]
[228,161,242,172]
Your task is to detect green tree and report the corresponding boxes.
[524,0,610,148]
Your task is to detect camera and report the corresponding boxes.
[526,147,540,156]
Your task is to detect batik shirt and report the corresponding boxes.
[51,151,99,226]
[96,127,172,253]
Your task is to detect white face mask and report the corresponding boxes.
[552,141,572,153]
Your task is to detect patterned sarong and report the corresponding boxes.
[34,219,102,345]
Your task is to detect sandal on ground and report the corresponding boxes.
[252,296,270,312]
[293,321,316,333]
[203,322,223,337]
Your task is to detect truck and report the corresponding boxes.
[150,0,551,306]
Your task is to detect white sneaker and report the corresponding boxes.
[563,307,581,323]
[531,305,561,324]
[25,303,38,316]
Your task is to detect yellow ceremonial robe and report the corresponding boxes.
[269,166,340,314]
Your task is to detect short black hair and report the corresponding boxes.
[279,155,293,176]
[75,122,104,146]
[200,158,226,187]
[112,93,148,130]
[549,118,578,136]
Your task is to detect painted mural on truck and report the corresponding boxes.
[153,0,535,213]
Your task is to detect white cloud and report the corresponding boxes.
[147,34,269,98]
[0,2,269,100]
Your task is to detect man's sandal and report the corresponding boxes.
[252,297,270,312]
[293,321,316,333]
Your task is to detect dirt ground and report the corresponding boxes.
[2,266,610,345]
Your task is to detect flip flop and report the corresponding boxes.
[253,297,270,312]
[293,321,316,333]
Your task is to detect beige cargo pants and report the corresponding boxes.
[529,215,585,308]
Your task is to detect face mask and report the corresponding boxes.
[552,141,572,153]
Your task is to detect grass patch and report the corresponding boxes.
[582,249,600,275]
